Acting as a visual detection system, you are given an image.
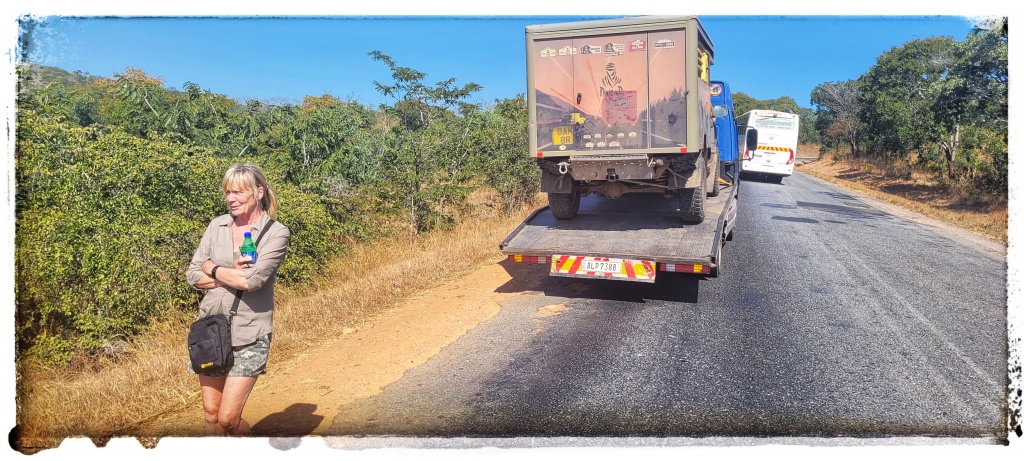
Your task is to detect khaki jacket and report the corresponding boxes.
[186,212,290,346]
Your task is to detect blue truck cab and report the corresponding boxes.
[710,80,738,181]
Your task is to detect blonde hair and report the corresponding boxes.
[222,163,279,219]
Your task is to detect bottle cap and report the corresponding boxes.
[244,232,252,238]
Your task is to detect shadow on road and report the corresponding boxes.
[740,172,786,184]
[251,402,324,437]
[494,259,701,304]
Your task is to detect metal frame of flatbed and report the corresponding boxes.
[500,180,737,275]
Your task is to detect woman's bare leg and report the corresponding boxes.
[198,375,227,436]
[217,376,258,436]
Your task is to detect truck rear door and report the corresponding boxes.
[531,28,689,155]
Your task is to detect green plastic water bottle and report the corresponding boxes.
[240,232,257,264]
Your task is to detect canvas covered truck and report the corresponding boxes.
[526,15,721,224]
[501,16,759,282]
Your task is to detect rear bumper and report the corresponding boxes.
[741,161,793,176]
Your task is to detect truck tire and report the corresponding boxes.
[548,191,580,219]
[708,161,721,197]
[679,157,706,223]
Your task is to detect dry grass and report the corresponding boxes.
[15,313,197,448]
[796,154,1007,243]
[15,190,539,448]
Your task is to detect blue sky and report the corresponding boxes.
[12,6,995,109]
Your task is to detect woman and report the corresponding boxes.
[186,163,290,436]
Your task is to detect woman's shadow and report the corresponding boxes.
[251,403,324,437]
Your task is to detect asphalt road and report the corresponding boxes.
[325,171,1009,445]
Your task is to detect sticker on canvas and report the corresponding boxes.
[602,90,638,126]
[654,39,676,49]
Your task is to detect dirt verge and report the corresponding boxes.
[142,260,539,437]
[796,157,1007,243]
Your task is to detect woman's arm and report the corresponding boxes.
[206,255,255,291]
[192,259,226,290]
[186,221,220,290]
[233,224,291,292]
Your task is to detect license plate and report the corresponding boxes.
[552,126,573,145]
[550,255,656,282]
[582,259,621,273]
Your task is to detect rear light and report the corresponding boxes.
[509,255,548,264]
[537,152,544,158]
[743,149,754,160]
[786,149,794,165]
[679,147,688,153]
[659,263,711,274]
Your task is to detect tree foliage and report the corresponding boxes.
[811,80,863,156]
[471,94,538,212]
[367,51,486,235]
[810,18,1007,192]
[857,36,958,161]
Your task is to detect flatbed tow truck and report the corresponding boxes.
[500,16,753,283]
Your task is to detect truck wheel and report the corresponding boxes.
[548,191,580,219]
[679,157,706,223]
[708,163,721,197]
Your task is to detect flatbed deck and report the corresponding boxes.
[500,182,736,267]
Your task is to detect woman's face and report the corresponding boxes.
[224,182,264,219]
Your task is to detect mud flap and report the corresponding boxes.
[541,170,573,193]
[682,167,703,188]
[667,167,701,189]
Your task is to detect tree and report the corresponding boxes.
[114,67,168,133]
[857,37,958,162]
[473,94,538,212]
[811,80,863,156]
[731,92,759,118]
[926,18,1007,180]
[367,51,483,235]
[793,106,819,145]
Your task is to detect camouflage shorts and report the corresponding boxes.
[189,333,272,378]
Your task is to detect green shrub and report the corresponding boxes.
[16,111,342,362]
[16,113,216,360]
[270,179,342,286]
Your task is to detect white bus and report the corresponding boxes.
[736,110,800,183]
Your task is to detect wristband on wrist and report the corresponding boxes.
[211,265,221,281]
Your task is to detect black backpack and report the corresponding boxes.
[187,314,234,374]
